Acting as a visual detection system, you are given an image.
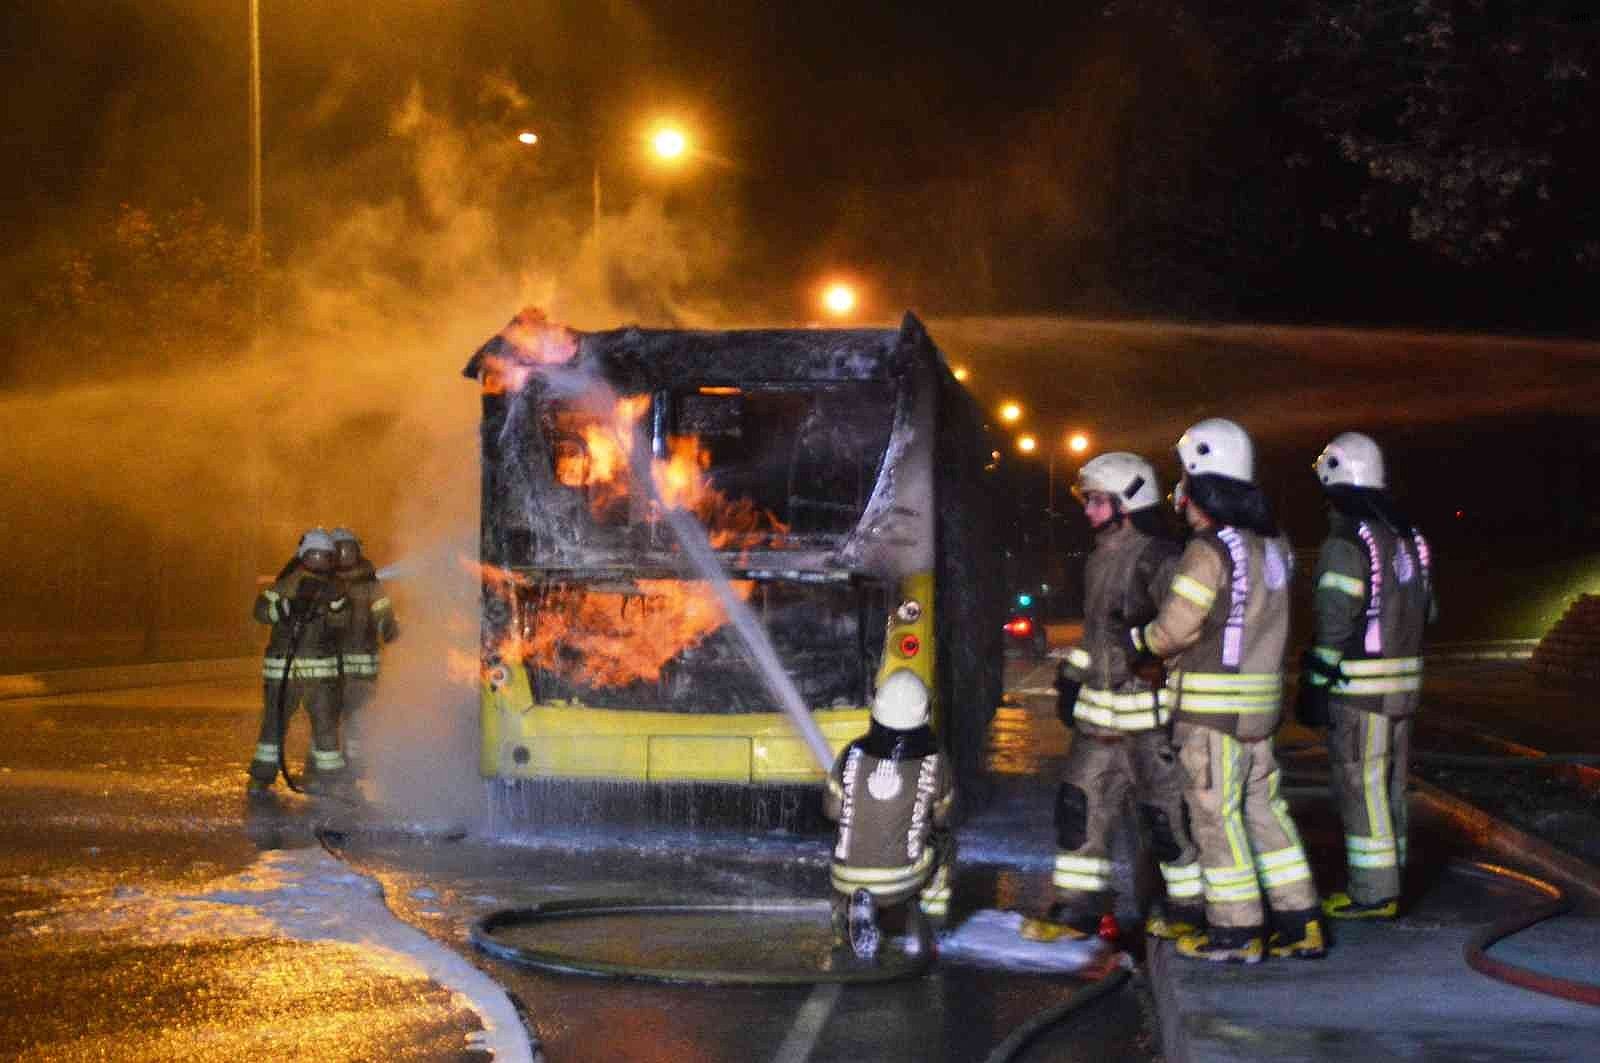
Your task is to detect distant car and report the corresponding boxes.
[1003,614,1047,657]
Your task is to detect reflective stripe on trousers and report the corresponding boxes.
[1174,723,1318,929]
[1054,729,1197,918]
[1328,703,1410,903]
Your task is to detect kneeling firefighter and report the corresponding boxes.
[330,527,398,778]
[1022,452,1203,943]
[823,670,956,958]
[1131,419,1325,963]
[247,528,350,794]
[1298,432,1436,919]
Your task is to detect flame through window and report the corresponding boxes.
[535,383,896,546]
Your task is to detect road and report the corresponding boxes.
[3,652,1590,1062]
[0,662,1152,1063]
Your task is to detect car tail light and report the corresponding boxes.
[1005,617,1033,637]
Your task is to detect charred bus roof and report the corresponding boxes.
[462,311,940,388]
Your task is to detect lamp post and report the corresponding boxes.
[248,0,262,333]
[1046,430,1092,562]
[517,120,692,236]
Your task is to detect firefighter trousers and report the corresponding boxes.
[1173,722,1318,931]
[249,678,345,784]
[1328,703,1411,904]
[1052,730,1201,922]
[339,676,378,773]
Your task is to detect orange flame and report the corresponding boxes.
[520,579,754,687]
[478,307,578,394]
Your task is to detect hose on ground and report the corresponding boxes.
[1454,860,1600,1007]
[471,898,934,986]
[981,963,1133,1063]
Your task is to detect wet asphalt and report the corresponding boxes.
[0,659,1158,1063]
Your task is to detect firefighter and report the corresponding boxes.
[823,669,955,959]
[1020,452,1203,944]
[330,527,398,778]
[1298,432,1435,919]
[247,528,350,795]
[1130,418,1325,963]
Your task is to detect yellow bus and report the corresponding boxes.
[462,311,1003,824]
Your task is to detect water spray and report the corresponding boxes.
[621,417,836,774]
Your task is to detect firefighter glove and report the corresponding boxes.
[1295,649,1340,727]
[1295,678,1331,728]
[1054,671,1081,727]
[1110,609,1166,688]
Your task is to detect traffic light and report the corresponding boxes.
[1017,593,1033,608]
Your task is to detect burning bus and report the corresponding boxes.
[462,310,1004,824]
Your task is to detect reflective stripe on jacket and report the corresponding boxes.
[1310,517,1434,717]
[1059,522,1180,737]
[1142,528,1292,741]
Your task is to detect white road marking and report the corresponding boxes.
[769,982,842,1063]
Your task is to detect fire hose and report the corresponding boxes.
[1455,861,1600,1006]
[471,898,933,985]
[980,962,1133,1063]
[272,607,311,795]
[1277,743,1600,1006]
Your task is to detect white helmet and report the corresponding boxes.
[1076,452,1162,512]
[1315,432,1385,489]
[297,527,336,558]
[1177,418,1254,483]
[871,670,930,730]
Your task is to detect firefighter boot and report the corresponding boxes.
[1175,926,1264,965]
[1322,892,1398,920]
[1268,909,1328,960]
[1019,903,1101,943]
[1144,903,1206,942]
[848,888,881,960]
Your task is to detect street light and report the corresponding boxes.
[516,118,695,236]
[952,366,971,382]
[651,125,689,161]
[821,281,858,318]
[1017,434,1038,454]
[1068,431,1090,454]
[999,402,1023,424]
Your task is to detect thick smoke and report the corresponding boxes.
[0,75,743,824]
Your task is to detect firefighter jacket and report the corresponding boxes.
[1058,522,1180,735]
[254,567,349,682]
[823,721,953,905]
[1135,527,1292,742]
[335,559,398,679]
[1311,514,1435,717]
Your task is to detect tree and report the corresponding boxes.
[13,200,265,384]
[1283,1,1600,265]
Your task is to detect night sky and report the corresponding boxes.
[6,1,1595,328]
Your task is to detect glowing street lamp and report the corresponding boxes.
[821,281,858,318]
[1068,431,1091,455]
[517,130,539,145]
[1017,434,1038,454]
[999,402,1023,424]
[651,125,689,162]
[952,366,971,382]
